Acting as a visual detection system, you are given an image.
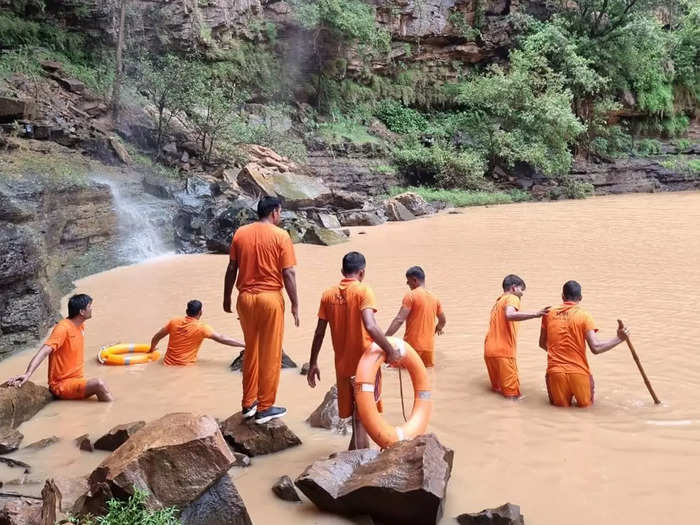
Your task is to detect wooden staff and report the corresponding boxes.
[618,319,661,405]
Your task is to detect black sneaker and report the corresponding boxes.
[242,401,258,419]
[254,406,287,424]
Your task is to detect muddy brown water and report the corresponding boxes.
[1,192,699,524]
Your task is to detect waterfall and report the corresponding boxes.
[96,177,174,264]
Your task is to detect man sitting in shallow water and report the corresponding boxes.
[5,293,113,401]
[149,300,245,366]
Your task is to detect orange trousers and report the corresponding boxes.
[485,356,520,398]
[546,372,594,407]
[237,290,284,412]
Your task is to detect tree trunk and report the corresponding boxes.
[111,0,128,123]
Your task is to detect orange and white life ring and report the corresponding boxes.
[97,343,160,366]
[354,336,432,448]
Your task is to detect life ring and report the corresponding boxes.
[97,343,160,366]
[354,336,431,448]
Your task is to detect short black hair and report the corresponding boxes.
[406,266,425,281]
[342,252,366,275]
[257,196,282,219]
[502,274,526,291]
[186,300,203,317]
[562,280,582,301]
[67,294,92,319]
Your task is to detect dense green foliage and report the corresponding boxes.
[68,490,179,525]
[389,186,531,207]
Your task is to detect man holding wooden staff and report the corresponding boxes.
[539,280,630,407]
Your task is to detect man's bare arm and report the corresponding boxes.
[385,306,411,337]
[209,333,245,347]
[149,326,169,352]
[435,311,447,335]
[307,319,328,387]
[4,345,53,387]
[282,267,300,326]
[362,309,400,363]
[585,326,630,355]
[506,305,550,322]
[223,260,238,313]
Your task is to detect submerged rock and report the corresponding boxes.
[306,385,349,434]
[0,427,23,454]
[457,503,525,525]
[230,351,297,371]
[219,412,301,457]
[74,434,92,452]
[295,434,453,525]
[272,475,301,502]
[180,473,252,525]
[93,421,146,452]
[0,383,53,429]
[24,435,59,451]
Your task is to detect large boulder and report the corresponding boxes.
[295,434,453,525]
[393,192,434,216]
[306,385,349,434]
[384,198,416,221]
[302,226,348,246]
[0,383,53,429]
[337,210,386,227]
[237,163,333,210]
[0,495,42,525]
[179,473,252,525]
[93,421,146,452]
[219,412,301,457]
[0,427,23,454]
[457,503,525,525]
[80,413,234,512]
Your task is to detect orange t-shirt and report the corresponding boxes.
[318,278,377,377]
[229,222,297,294]
[542,302,597,375]
[46,319,85,388]
[484,294,521,358]
[403,287,443,354]
[163,317,215,366]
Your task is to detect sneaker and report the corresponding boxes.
[242,401,258,419]
[254,406,287,424]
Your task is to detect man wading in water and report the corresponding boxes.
[539,280,630,407]
[306,252,400,449]
[385,265,446,368]
[149,300,245,366]
[484,275,550,399]
[5,294,113,401]
[223,196,299,424]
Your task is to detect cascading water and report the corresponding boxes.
[95,176,174,264]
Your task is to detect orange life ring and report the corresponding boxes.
[97,343,160,366]
[354,336,432,448]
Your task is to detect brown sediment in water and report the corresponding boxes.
[1,192,699,524]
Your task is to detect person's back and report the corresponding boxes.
[484,293,521,359]
[232,222,293,293]
[543,303,593,376]
[404,287,442,362]
[163,316,214,366]
[47,318,85,389]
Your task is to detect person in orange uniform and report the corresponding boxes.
[539,280,630,407]
[148,300,245,366]
[5,294,112,401]
[223,196,299,425]
[306,251,400,450]
[484,275,550,399]
[385,266,446,367]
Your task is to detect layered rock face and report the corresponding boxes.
[0,175,116,353]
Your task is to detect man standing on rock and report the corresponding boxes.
[5,294,113,401]
[385,266,446,367]
[484,275,549,399]
[539,280,630,407]
[307,251,400,449]
[149,300,245,366]
[223,196,299,424]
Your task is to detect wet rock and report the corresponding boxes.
[81,413,234,512]
[295,434,453,525]
[219,412,301,457]
[0,383,53,429]
[272,475,301,502]
[93,421,146,452]
[41,477,89,517]
[0,457,30,473]
[302,226,348,246]
[384,198,416,221]
[457,503,525,525]
[180,473,252,525]
[109,136,131,165]
[393,192,433,216]
[328,190,366,210]
[306,385,349,434]
[142,173,187,199]
[237,163,333,210]
[230,351,297,371]
[23,436,59,451]
[337,210,385,227]
[300,362,310,375]
[75,434,92,452]
[317,212,342,229]
[0,428,23,454]
[0,495,42,524]
[232,452,251,468]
